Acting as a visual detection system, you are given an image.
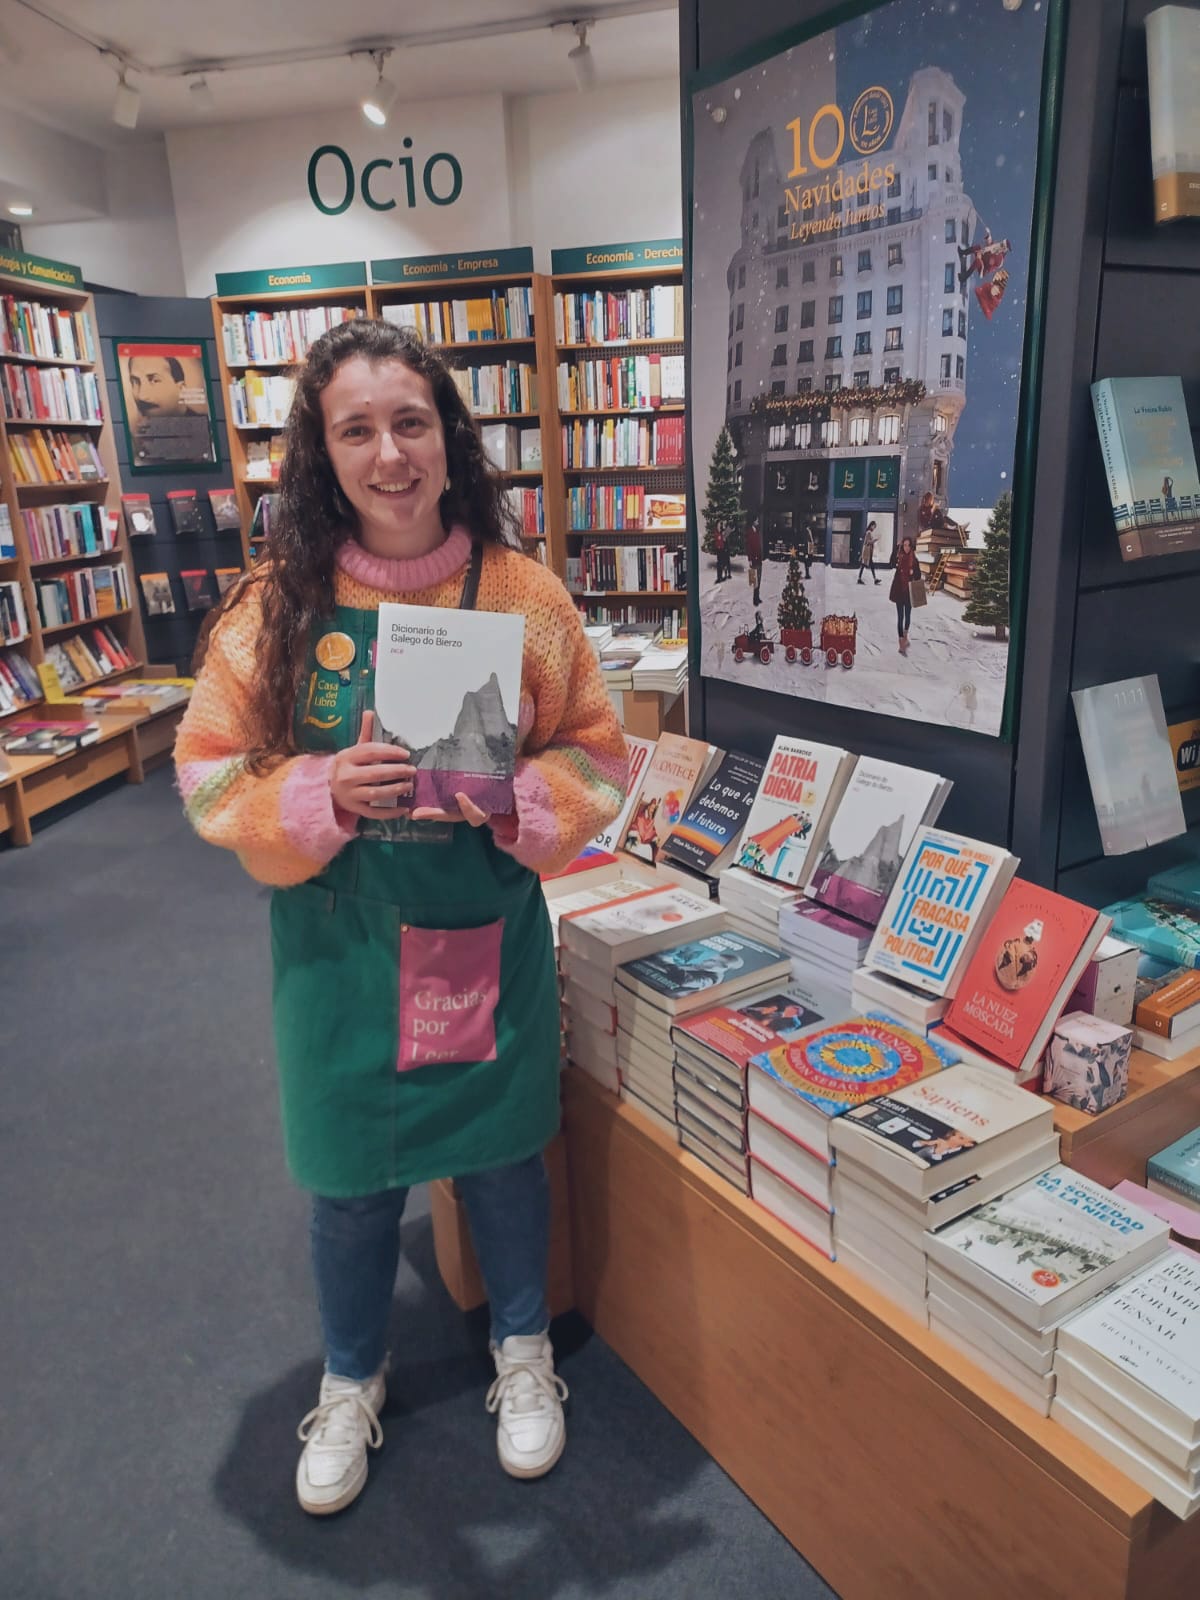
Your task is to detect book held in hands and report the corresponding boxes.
[373,601,525,814]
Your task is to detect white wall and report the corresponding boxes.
[165,96,512,297]
[0,104,106,223]
[508,82,683,267]
[23,142,187,296]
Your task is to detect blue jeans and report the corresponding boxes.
[310,1152,550,1380]
[895,597,912,637]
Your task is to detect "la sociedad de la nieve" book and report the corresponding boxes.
[1090,376,1200,562]
[374,602,525,814]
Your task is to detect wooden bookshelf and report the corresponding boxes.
[0,254,146,760]
[366,251,556,567]
[549,243,687,634]
[209,263,373,566]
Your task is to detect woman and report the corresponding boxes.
[889,535,922,654]
[174,320,627,1514]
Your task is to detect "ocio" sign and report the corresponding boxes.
[307,143,464,215]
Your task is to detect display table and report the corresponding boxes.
[562,1068,1197,1600]
[1052,1045,1200,1189]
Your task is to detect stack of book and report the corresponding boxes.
[746,1013,951,1260]
[717,865,798,945]
[672,977,842,1196]
[1052,1254,1200,1521]
[779,899,871,995]
[1134,965,1200,1061]
[615,929,790,1145]
[559,883,725,1095]
[598,625,661,693]
[631,639,689,696]
[924,1167,1170,1416]
[1147,1126,1200,1213]
[830,1061,1059,1322]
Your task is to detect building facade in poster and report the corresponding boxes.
[690,0,1054,739]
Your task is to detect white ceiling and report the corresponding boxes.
[0,0,680,149]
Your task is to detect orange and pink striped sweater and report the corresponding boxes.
[174,528,628,886]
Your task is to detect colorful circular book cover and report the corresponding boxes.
[756,1013,957,1116]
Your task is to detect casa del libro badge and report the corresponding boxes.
[315,630,356,675]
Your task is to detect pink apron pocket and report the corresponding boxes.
[397,919,504,1070]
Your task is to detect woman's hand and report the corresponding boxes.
[410,794,491,828]
[330,711,417,819]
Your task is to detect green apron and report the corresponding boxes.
[270,546,561,1197]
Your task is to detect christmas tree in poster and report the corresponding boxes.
[778,556,813,632]
[963,491,1011,641]
[702,426,744,556]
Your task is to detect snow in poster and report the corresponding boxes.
[689,0,1055,738]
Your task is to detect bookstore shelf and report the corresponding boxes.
[40,610,132,637]
[559,339,684,351]
[5,416,103,428]
[0,352,95,370]
[16,480,110,497]
[560,406,687,417]
[31,549,123,568]
[562,1068,1199,1600]
[580,589,686,601]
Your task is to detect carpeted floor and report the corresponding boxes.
[0,769,836,1600]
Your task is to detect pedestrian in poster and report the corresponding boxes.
[745,517,763,607]
[799,521,815,578]
[713,525,730,582]
[857,520,880,585]
[889,535,923,655]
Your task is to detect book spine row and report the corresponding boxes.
[0,645,40,713]
[578,601,684,635]
[43,623,135,690]
[21,503,116,562]
[554,285,683,344]
[556,354,686,411]
[7,427,104,486]
[1,361,102,423]
[34,563,132,629]
[561,415,685,469]
[0,296,95,364]
[501,485,544,536]
[574,543,683,594]
[0,579,30,644]
[220,306,362,366]
[0,504,13,558]
[450,361,537,415]
[227,371,296,428]
[380,288,534,344]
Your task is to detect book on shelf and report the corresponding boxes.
[925,1165,1170,1332]
[250,492,278,543]
[381,288,534,344]
[228,369,296,428]
[40,624,135,689]
[568,483,657,530]
[0,293,95,363]
[554,284,683,345]
[213,566,242,598]
[502,484,544,537]
[206,489,241,532]
[806,757,952,925]
[219,305,360,366]
[620,732,721,865]
[556,353,687,413]
[1146,861,1200,908]
[34,563,131,629]
[660,750,764,880]
[577,541,684,594]
[0,504,13,559]
[747,1012,958,1161]
[934,878,1111,1083]
[1090,377,1200,561]
[735,735,856,888]
[591,733,656,852]
[138,572,176,617]
[2,718,102,756]
[1147,1126,1200,1212]
[1071,675,1185,854]
[1145,4,1200,225]
[0,580,30,645]
[561,414,685,470]
[1,359,102,423]
[181,570,217,612]
[450,361,537,417]
[864,827,1018,999]
[121,494,156,538]
[0,648,41,714]
[167,490,204,536]
[1104,891,1200,970]
[373,602,524,814]
[645,492,687,531]
[76,678,191,715]
[1135,969,1200,1037]
[7,427,103,485]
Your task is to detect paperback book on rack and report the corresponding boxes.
[1090,377,1200,562]
[735,735,855,888]
[661,749,765,878]
[621,732,718,866]
[592,734,655,853]
[373,603,525,814]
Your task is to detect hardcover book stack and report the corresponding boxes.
[671,978,839,1196]
[1133,957,1200,1061]
[559,884,725,1099]
[924,1167,1170,1416]
[745,1013,950,1261]
[1051,1253,1200,1521]
[779,900,871,997]
[1147,1126,1200,1215]
[830,1060,1059,1323]
[615,930,790,1146]
[717,864,799,945]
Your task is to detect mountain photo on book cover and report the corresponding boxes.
[373,602,525,814]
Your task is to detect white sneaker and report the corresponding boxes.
[486,1333,568,1480]
[295,1364,387,1515]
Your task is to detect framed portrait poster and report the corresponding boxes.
[688,0,1065,739]
[114,340,219,473]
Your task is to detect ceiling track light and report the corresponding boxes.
[362,48,398,127]
[188,74,216,113]
[8,203,34,217]
[567,21,597,91]
[112,62,140,129]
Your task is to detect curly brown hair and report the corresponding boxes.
[197,319,525,769]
